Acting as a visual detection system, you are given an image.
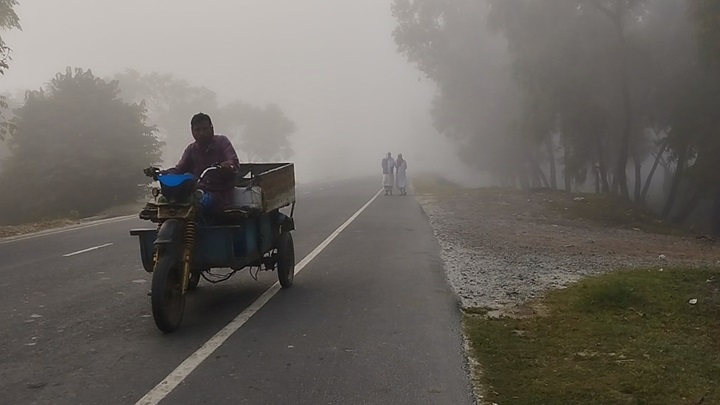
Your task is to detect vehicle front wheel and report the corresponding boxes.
[151,249,185,333]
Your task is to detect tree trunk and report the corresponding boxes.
[564,172,572,193]
[596,136,610,193]
[536,165,550,188]
[662,146,688,218]
[640,140,668,203]
[562,133,572,192]
[633,154,642,203]
[594,166,601,194]
[501,176,509,188]
[546,138,557,189]
[711,189,720,236]
[614,75,632,199]
[671,186,702,225]
[609,5,632,199]
[518,170,530,191]
[530,173,540,188]
[524,151,550,189]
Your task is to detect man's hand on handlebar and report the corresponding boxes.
[143,166,160,178]
[217,162,236,172]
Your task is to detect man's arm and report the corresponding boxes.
[160,145,193,175]
[217,135,240,171]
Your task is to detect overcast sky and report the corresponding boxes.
[2,0,469,182]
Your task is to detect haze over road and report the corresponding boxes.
[0,178,473,405]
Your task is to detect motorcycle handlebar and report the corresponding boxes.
[144,163,226,182]
[199,165,221,180]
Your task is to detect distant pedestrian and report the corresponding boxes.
[395,153,408,195]
[381,152,395,196]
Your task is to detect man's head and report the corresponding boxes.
[387,152,392,158]
[191,113,214,145]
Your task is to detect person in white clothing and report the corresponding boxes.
[381,152,395,195]
[395,153,408,195]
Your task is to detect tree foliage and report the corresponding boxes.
[392,0,720,226]
[0,68,162,224]
[393,0,525,179]
[114,70,219,164]
[115,70,296,165]
[689,0,720,68]
[0,91,20,162]
[0,0,21,140]
[0,0,20,76]
[219,101,296,162]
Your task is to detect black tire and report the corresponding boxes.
[151,249,185,333]
[277,231,295,289]
[187,271,201,291]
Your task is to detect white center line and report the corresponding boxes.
[63,243,114,257]
[134,189,383,405]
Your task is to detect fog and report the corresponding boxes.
[2,0,471,184]
[4,0,715,230]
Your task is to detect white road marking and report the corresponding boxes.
[62,243,114,257]
[134,189,383,405]
[0,215,135,245]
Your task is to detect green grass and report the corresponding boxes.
[465,268,720,405]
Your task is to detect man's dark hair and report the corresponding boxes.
[191,112,213,128]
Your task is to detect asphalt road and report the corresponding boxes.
[0,178,473,405]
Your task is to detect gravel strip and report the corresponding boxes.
[417,189,720,311]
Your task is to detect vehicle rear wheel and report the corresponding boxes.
[277,231,295,289]
[151,248,185,333]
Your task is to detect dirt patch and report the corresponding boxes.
[0,201,143,239]
[0,218,83,239]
